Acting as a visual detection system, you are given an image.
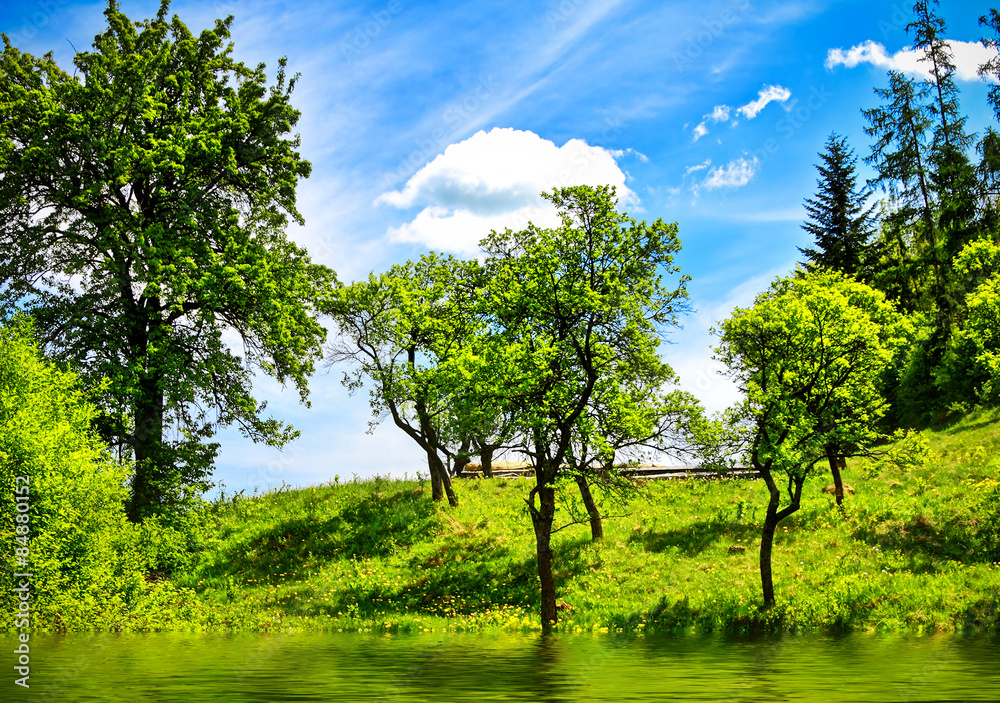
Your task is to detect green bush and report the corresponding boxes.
[0,318,182,630]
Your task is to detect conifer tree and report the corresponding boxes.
[908,0,977,254]
[798,133,876,280]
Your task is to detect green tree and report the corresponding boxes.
[714,271,909,607]
[907,0,977,256]
[0,1,333,520]
[478,185,697,631]
[864,70,947,318]
[325,253,484,507]
[798,133,876,280]
[954,237,1000,402]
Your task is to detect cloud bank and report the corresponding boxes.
[376,127,633,254]
[825,39,997,82]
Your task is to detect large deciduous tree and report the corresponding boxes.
[479,185,700,632]
[714,271,909,608]
[0,1,333,520]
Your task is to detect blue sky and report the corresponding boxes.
[3,0,999,492]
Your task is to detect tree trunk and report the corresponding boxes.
[452,436,472,476]
[759,482,781,608]
[529,474,558,633]
[758,467,804,609]
[575,475,603,541]
[441,464,459,507]
[128,352,164,522]
[480,445,495,478]
[426,451,458,507]
[825,443,845,507]
[427,450,444,502]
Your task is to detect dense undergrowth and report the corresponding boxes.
[14,409,1000,635]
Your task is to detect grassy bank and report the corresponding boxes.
[35,411,1000,634]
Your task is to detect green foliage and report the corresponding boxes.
[478,185,693,472]
[0,0,333,520]
[0,318,188,630]
[798,133,876,280]
[326,252,482,502]
[715,271,910,475]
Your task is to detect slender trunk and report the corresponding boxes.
[441,463,458,507]
[427,450,444,502]
[575,475,603,541]
[759,479,781,608]
[480,445,495,479]
[757,466,804,608]
[529,472,558,633]
[426,451,458,507]
[825,443,845,507]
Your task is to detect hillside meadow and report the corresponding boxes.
[20,410,1000,635]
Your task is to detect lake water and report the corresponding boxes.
[4,630,999,702]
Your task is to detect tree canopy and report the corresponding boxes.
[478,185,701,630]
[0,1,334,519]
[714,271,910,606]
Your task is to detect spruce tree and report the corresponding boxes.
[798,133,876,280]
[908,0,977,255]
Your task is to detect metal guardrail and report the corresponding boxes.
[457,464,757,480]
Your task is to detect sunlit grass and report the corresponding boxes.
[149,410,1000,634]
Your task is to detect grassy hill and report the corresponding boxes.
[94,410,1000,633]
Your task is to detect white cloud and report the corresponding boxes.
[826,39,998,82]
[709,104,731,122]
[685,159,712,174]
[703,157,758,189]
[376,127,633,254]
[692,103,734,141]
[610,147,650,162]
[736,85,792,120]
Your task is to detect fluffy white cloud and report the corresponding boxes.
[826,39,998,82]
[692,104,733,141]
[709,104,731,122]
[376,127,633,254]
[703,157,758,189]
[736,85,792,120]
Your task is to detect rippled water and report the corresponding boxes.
[4,630,999,702]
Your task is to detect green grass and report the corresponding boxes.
[81,410,1000,634]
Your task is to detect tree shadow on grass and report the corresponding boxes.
[629,520,761,557]
[851,514,989,571]
[196,487,435,584]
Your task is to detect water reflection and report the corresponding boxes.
[3,630,999,702]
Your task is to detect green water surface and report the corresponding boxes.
[3,631,999,702]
